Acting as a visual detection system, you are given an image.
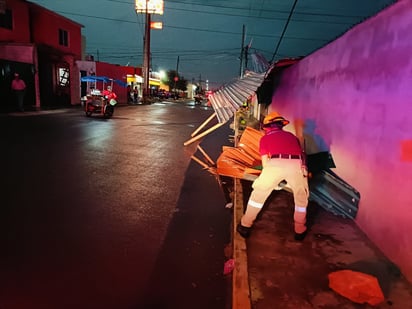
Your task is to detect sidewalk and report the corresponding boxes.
[232,178,412,309]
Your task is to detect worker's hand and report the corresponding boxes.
[301,165,308,177]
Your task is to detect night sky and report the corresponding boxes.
[29,0,395,88]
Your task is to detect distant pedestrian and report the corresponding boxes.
[11,73,26,112]
[127,85,133,104]
[133,86,139,103]
[237,111,310,241]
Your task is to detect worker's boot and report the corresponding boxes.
[294,208,307,241]
[294,230,307,241]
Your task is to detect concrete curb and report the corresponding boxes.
[232,178,252,309]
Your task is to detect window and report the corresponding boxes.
[58,28,68,47]
[58,67,69,86]
[0,9,12,30]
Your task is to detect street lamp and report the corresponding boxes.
[135,0,164,103]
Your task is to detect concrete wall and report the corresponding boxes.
[269,0,412,282]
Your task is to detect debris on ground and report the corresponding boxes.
[223,259,235,275]
[328,269,385,306]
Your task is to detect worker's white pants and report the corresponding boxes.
[240,158,309,234]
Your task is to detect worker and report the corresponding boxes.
[237,112,309,241]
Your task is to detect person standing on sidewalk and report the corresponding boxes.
[133,86,139,103]
[237,112,310,241]
[11,73,26,112]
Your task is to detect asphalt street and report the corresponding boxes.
[0,102,233,309]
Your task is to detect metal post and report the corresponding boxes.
[173,55,179,94]
[239,24,245,78]
[143,9,151,103]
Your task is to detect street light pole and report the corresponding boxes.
[142,5,151,103]
[136,0,163,104]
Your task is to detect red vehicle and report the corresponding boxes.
[81,76,126,118]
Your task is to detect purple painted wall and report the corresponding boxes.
[270,0,412,282]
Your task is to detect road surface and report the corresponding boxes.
[0,102,233,309]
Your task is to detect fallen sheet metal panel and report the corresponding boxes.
[208,71,266,123]
[238,127,264,161]
[216,127,263,180]
[309,169,360,219]
[216,151,259,180]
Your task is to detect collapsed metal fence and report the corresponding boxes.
[208,71,266,124]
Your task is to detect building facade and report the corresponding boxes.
[0,0,153,109]
[0,0,83,111]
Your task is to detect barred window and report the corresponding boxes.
[58,67,69,86]
[0,9,12,30]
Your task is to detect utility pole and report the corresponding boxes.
[198,74,202,93]
[142,2,151,103]
[239,24,246,77]
[135,0,164,103]
[173,55,179,92]
[176,55,180,73]
[244,42,249,69]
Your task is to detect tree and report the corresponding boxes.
[163,70,188,92]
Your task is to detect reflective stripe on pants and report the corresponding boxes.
[240,158,309,233]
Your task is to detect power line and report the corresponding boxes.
[106,0,388,22]
[55,10,331,42]
[164,0,369,19]
[164,6,357,25]
[270,0,298,63]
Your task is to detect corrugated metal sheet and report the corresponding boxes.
[208,71,266,123]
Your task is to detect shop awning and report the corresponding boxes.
[208,71,266,123]
[81,76,127,87]
[149,78,160,86]
[126,74,143,84]
[81,76,110,83]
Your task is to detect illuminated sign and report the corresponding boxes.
[150,21,163,29]
[135,0,164,15]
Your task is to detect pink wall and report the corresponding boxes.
[269,0,412,282]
